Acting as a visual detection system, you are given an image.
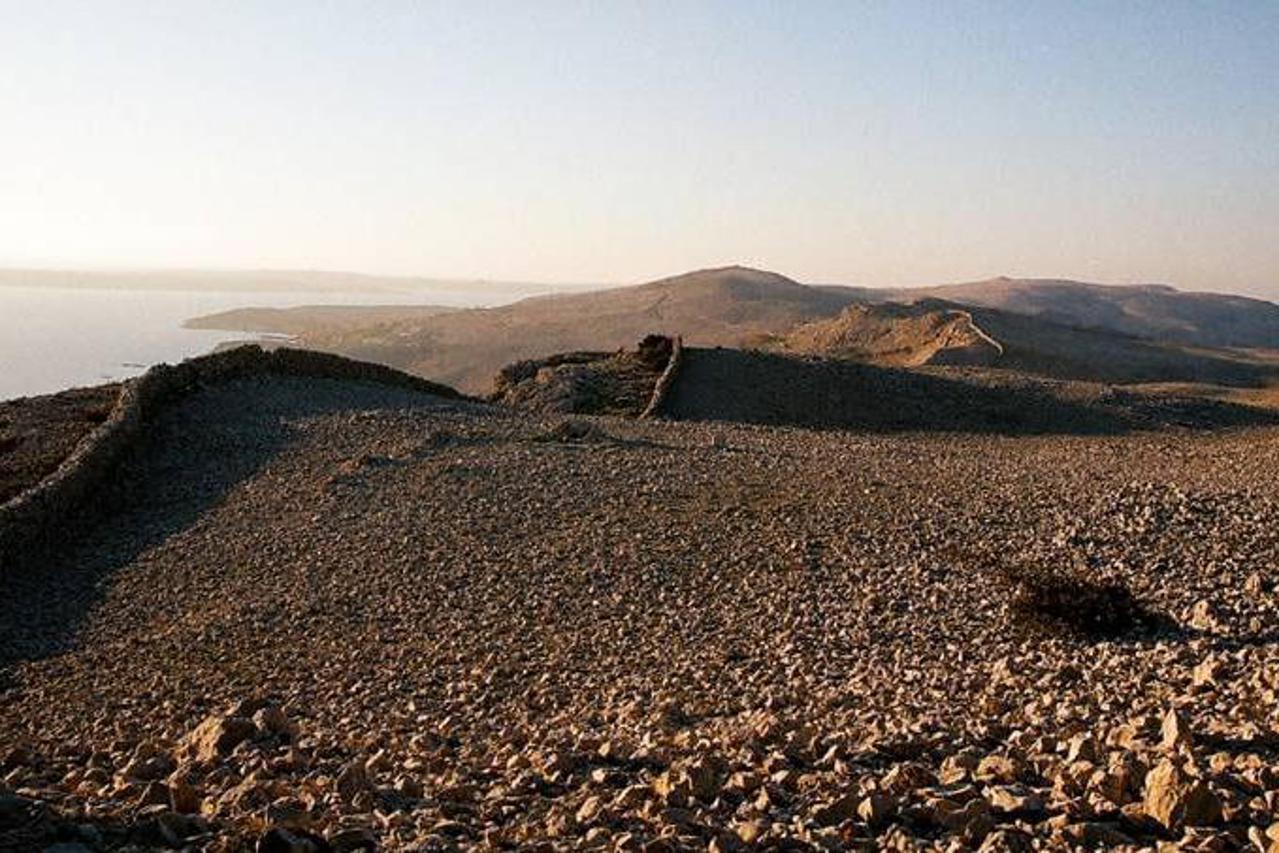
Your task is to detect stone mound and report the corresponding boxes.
[489,335,675,416]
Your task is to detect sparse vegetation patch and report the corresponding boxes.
[998,561,1160,639]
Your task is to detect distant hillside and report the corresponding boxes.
[251,266,860,393]
[185,265,1279,394]
[961,302,1277,386]
[876,277,1279,349]
[770,301,1004,367]
[185,304,459,336]
[771,298,1278,388]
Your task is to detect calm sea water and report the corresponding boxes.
[0,283,564,401]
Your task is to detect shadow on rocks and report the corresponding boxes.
[996,562,1179,641]
[0,789,214,852]
[0,377,446,674]
[941,544,1179,642]
[663,348,1279,436]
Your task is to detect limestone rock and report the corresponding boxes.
[1187,600,1222,632]
[253,706,297,739]
[334,761,371,804]
[858,792,896,828]
[1160,708,1194,752]
[180,714,256,764]
[811,791,858,826]
[978,828,1035,852]
[975,754,1024,784]
[1143,759,1222,829]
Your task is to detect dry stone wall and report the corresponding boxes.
[640,335,684,419]
[0,346,466,563]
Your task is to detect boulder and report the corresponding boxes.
[253,706,297,739]
[180,714,257,764]
[1143,759,1222,829]
[1187,600,1221,632]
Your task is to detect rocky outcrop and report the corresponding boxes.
[0,346,466,563]
[491,335,678,417]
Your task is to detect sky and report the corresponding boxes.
[2,1,1277,295]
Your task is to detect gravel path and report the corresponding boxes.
[2,374,1279,851]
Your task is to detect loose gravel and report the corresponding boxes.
[0,385,120,504]
[2,375,1279,851]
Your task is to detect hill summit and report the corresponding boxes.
[184,265,1279,394]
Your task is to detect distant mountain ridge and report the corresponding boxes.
[869,276,1279,349]
[760,296,1276,388]
[183,265,1279,394]
[269,266,861,392]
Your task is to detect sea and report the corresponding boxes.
[0,281,573,401]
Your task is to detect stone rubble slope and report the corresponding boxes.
[0,384,120,505]
[1,374,1278,851]
[0,346,467,563]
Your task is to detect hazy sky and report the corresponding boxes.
[2,2,1277,294]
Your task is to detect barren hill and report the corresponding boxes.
[770,301,1004,367]
[960,303,1279,386]
[770,299,1279,389]
[192,267,859,393]
[187,267,1279,395]
[661,347,1279,433]
[876,276,1279,349]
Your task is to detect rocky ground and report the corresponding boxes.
[0,385,120,504]
[665,349,1279,436]
[2,373,1279,851]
